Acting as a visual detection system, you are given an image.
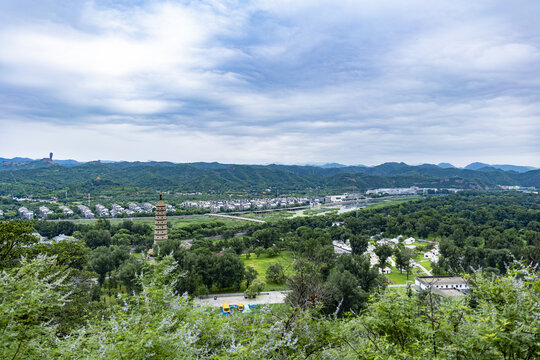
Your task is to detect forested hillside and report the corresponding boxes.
[0,191,539,359]
[0,160,538,197]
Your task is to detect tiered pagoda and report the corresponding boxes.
[153,193,168,245]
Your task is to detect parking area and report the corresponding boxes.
[195,291,289,307]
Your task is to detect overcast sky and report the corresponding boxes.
[0,0,539,166]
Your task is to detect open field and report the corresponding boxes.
[75,215,242,228]
[241,251,294,291]
[242,211,296,222]
[362,196,421,210]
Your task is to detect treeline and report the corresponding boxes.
[1,190,539,358]
[334,191,540,274]
[1,251,538,359]
[2,160,539,198]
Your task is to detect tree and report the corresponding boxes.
[286,258,328,310]
[111,229,133,246]
[229,237,245,255]
[110,245,130,268]
[254,246,265,258]
[245,266,258,288]
[213,250,245,289]
[266,262,286,284]
[0,256,74,358]
[245,279,265,298]
[117,258,143,293]
[374,244,393,270]
[253,228,279,248]
[323,269,365,315]
[395,247,415,276]
[0,220,37,269]
[84,229,111,249]
[88,246,114,284]
[266,245,279,257]
[349,234,368,255]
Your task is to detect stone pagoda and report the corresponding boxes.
[153,193,168,245]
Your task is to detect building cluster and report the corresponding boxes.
[110,204,125,217]
[77,205,94,219]
[30,232,78,245]
[95,204,110,217]
[39,206,54,218]
[59,205,73,216]
[180,197,310,213]
[366,187,424,196]
[332,234,441,277]
[423,246,440,262]
[324,193,365,203]
[18,207,34,219]
[91,202,171,217]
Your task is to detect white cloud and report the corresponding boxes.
[0,0,539,166]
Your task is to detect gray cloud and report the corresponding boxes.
[0,0,539,166]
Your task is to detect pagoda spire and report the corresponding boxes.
[153,194,168,245]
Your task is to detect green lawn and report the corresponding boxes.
[417,259,433,271]
[241,251,294,291]
[302,208,336,216]
[243,211,295,222]
[364,196,421,210]
[76,215,240,228]
[385,267,412,285]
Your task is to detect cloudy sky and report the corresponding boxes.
[0,0,539,166]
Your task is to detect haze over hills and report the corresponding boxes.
[1,157,537,172]
[0,157,538,197]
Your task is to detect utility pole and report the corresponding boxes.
[88,193,90,207]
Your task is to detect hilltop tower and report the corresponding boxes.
[153,193,168,245]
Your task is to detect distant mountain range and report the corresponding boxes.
[0,158,538,197]
[0,157,536,173]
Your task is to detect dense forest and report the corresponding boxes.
[1,160,539,198]
[1,191,538,359]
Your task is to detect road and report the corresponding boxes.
[415,262,432,276]
[195,290,289,307]
[206,213,265,223]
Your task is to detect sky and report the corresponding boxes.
[0,0,539,167]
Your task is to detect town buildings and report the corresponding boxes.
[18,207,34,219]
[59,205,73,217]
[39,206,53,218]
[76,205,94,218]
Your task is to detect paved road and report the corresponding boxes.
[206,213,265,223]
[415,262,432,276]
[195,290,289,307]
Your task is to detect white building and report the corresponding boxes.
[18,207,34,220]
[404,237,415,245]
[141,203,154,212]
[59,206,74,217]
[128,203,143,213]
[332,240,352,254]
[415,276,469,296]
[76,205,94,219]
[39,206,53,218]
[95,204,110,217]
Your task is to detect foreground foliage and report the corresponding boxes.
[1,254,538,359]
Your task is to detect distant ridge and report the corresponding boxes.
[0,159,538,196]
[465,162,537,173]
[437,162,456,169]
[1,156,537,174]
